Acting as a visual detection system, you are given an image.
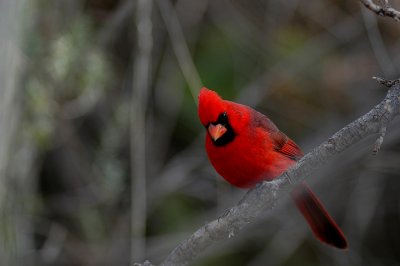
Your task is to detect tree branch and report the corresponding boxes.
[360,0,400,22]
[156,79,400,266]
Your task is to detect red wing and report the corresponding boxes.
[251,109,303,161]
[271,131,304,161]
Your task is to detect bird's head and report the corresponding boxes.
[198,87,249,146]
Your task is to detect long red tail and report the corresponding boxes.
[291,181,348,249]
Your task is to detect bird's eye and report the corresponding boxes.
[217,112,228,125]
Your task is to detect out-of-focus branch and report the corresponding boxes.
[156,79,400,266]
[156,0,203,104]
[361,7,398,77]
[360,0,400,22]
[98,0,136,46]
[0,0,29,265]
[131,0,153,262]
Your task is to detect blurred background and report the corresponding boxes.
[1,0,400,265]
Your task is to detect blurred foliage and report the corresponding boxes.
[1,0,400,265]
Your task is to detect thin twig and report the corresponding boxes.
[157,81,400,266]
[131,0,153,262]
[373,126,387,154]
[360,0,400,22]
[373,76,400,87]
[133,260,156,266]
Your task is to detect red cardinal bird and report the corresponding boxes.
[198,87,347,249]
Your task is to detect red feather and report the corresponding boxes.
[198,87,347,249]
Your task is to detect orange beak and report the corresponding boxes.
[207,124,227,141]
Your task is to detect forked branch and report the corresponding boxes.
[360,0,400,21]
